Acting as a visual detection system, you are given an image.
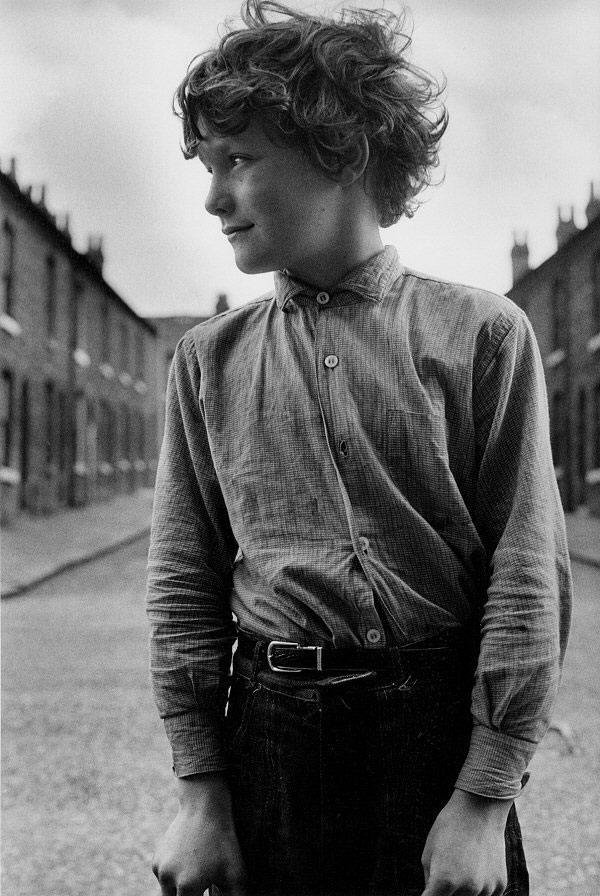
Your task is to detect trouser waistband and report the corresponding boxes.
[236,628,475,676]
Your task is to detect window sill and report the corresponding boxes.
[545,349,566,369]
[73,348,91,368]
[0,313,22,337]
[0,465,21,484]
[587,332,600,354]
[99,363,115,380]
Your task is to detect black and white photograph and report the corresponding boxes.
[1,1,599,894]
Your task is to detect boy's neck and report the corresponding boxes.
[286,227,384,291]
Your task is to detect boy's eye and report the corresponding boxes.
[230,155,248,165]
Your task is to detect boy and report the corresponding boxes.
[147,2,572,894]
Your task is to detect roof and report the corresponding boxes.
[0,168,156,337]
[509,212,600,294]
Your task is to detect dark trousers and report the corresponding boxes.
[225,639,529,896]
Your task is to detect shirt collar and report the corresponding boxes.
[273,246,402,311]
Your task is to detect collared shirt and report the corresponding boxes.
[147,246,571,799]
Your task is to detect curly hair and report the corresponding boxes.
[174,0,447,227]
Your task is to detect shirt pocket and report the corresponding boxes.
[385,408,451,527]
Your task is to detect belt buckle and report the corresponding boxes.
[266,641,323,673]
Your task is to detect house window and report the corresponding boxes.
[577,388,587,481]
[594,383,600,468]
[70,279,86,350]
[135,410,145,460]
[101,297,111,363]
[551,279,568,351]
[120,403,131,459]
[120,321,129,373]
[73,391,87,468]
[45,380,56,466]
[551,391,565,468]
[593,253,600,335]
[46,255,57,336]
[1,220,16,317]
[98,400,116,466]
[20,379,30,503]
[1,369,14,466]
[58,390,68,472]
[135,331,145,381]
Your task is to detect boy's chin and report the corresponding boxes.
[232,253,277,276]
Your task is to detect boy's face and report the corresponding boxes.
[196,116,348,284]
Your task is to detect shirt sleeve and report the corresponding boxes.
[146,332,238,777]
[455,309,572,799]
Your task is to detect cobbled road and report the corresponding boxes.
[2,538,599,895]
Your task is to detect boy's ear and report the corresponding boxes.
[334,133,370,187]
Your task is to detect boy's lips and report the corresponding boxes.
[222,224,254,238]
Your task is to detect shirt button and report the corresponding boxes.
[358,536,370,552]
[324,354,339,368]
[366,629,382,644]
[316,291,330,305]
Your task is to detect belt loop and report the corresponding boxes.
[250,637,263,685]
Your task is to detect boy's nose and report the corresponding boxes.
[205,178,233,217]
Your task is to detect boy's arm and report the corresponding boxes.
[146,333,238,777]
[456,309,572,801]
[147,335,245,893]
[422,310,572,894]
[152,773,247,896]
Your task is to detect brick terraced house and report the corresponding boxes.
[508,183,600,516]
[0,159,159,524]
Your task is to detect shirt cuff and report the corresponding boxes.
[454,724,535,799]
[164,709,228,778]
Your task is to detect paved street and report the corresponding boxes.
[2,538,599,895]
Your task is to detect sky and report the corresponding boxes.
[1,0,599,318]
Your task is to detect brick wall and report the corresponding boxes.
[0,168,159,523]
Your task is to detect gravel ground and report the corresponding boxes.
[2,540,599,895]
[517,561,600,895]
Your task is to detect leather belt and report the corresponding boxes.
[236,631,467,675]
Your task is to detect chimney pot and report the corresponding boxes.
[510,234,530,285]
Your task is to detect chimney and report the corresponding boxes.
[215,292,229,315]
[585,182,600,225]
[87,235,104,272]
[510,232,530,284]
[36,184,47,209]
[8,157,17,181]
[556,206,579,248]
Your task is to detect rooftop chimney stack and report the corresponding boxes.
[585,182,600,225]
[556,205,579,248]
[87,235,104,272]
[510,232,530,285]
[215,292,229,315]
[9,157,17,181]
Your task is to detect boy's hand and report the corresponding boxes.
[421,789,512,896]
[152,773,247,896]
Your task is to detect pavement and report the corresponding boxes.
[1,488,600,598]
[1,487,155,598]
